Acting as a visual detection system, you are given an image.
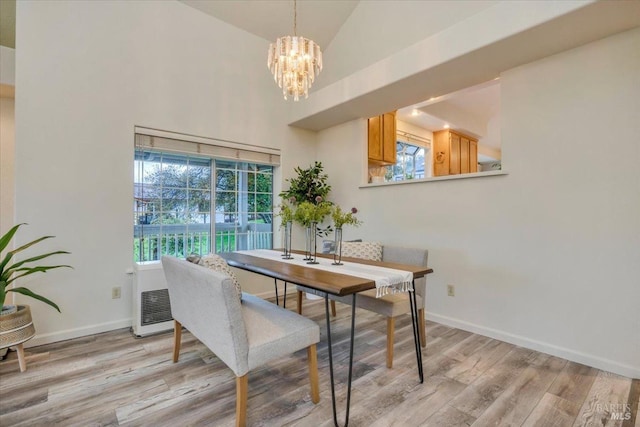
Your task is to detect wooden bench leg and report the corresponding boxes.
[16,343,27,372]
[296,290,303,314]
[173,320,182,363]
[418,308,426,348]
[307,344,320,404]
[330,300,337,317]
[386,317,395,368]
[236,374,248,427]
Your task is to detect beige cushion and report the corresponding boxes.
[340,241,383,261]
[303,287,423,318]
[198,254,242,301]
[350,289,423,317]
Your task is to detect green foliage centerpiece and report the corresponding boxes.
[279,161,331,204]
[294,198,333,228]
[280,162,334,263]
[294,197,332,264]
[331,206,362,265]
[276,197,295,259]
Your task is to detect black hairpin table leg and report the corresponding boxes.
[274,278,280,306]
[325,294,356,427]
[408,280,424,383]
[283,282,287,308]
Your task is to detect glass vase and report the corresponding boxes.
[282,221,293,259]
[303,225,312,260]
[307,221,319,264]
[332,227,343,265]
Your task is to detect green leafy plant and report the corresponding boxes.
[279,161,332,204]
[294,199,333,227]
[1,224,72,313]
[331,206,362,229]
[276,197,296,228]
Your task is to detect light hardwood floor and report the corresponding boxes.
[1,298,638,427]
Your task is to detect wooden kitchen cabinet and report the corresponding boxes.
[460,136,470,174]
[469,140,478,172]
[368,111,397,165]
[433,129,478,176]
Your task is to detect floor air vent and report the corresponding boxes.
[141,289,173,326]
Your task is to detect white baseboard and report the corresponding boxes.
[25,318,133,348]
[26,304,637,380]
[426,312,639,379]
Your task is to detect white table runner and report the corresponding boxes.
[236,249,413,297]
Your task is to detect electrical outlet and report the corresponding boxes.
[447,284,455,297]
[112,286,121,299]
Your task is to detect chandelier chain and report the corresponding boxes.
[294,0,297,36]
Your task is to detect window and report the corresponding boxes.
[133,131,278,262]
[134,151,212,262]
[386,141,426,181]
[214,160,273,253]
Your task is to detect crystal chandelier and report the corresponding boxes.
[267,0,323,101]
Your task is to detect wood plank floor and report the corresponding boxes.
[1,298,638,427]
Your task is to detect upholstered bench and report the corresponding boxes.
[162,256,320,427]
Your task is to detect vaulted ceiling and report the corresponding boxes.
[180,0,359,50]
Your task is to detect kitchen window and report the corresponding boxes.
[386,141,427,181]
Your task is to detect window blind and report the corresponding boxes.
[134,128,280,166]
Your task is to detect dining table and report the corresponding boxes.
[221,249,433,427]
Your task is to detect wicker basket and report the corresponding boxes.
[0,305,36,349]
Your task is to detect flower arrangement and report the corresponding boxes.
[332,206,362,229]
[276,197,296,228]
[294,197,332,227]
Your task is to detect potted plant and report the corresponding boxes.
[279,161,331,204]
[1,223,71,371]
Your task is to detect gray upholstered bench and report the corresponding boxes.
[162,256,320,427]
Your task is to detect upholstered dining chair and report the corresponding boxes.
[296,244,428,368]
[162,256,320,427]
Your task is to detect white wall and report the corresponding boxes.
[0,96,14,239]
[0,46,15,238]
[316,0,498,91]
[14,0,316,345]
[317,28,640,378]
[0,46,15,85]
[396,120,433,147]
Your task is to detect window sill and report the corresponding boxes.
[360,170,507,188]
[134,261,163,269]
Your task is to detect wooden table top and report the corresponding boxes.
[220,250,433,297]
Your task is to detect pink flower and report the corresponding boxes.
[351,207,358,214]
[315,196,323,203]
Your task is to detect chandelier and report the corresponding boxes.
[267,0,323,101]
